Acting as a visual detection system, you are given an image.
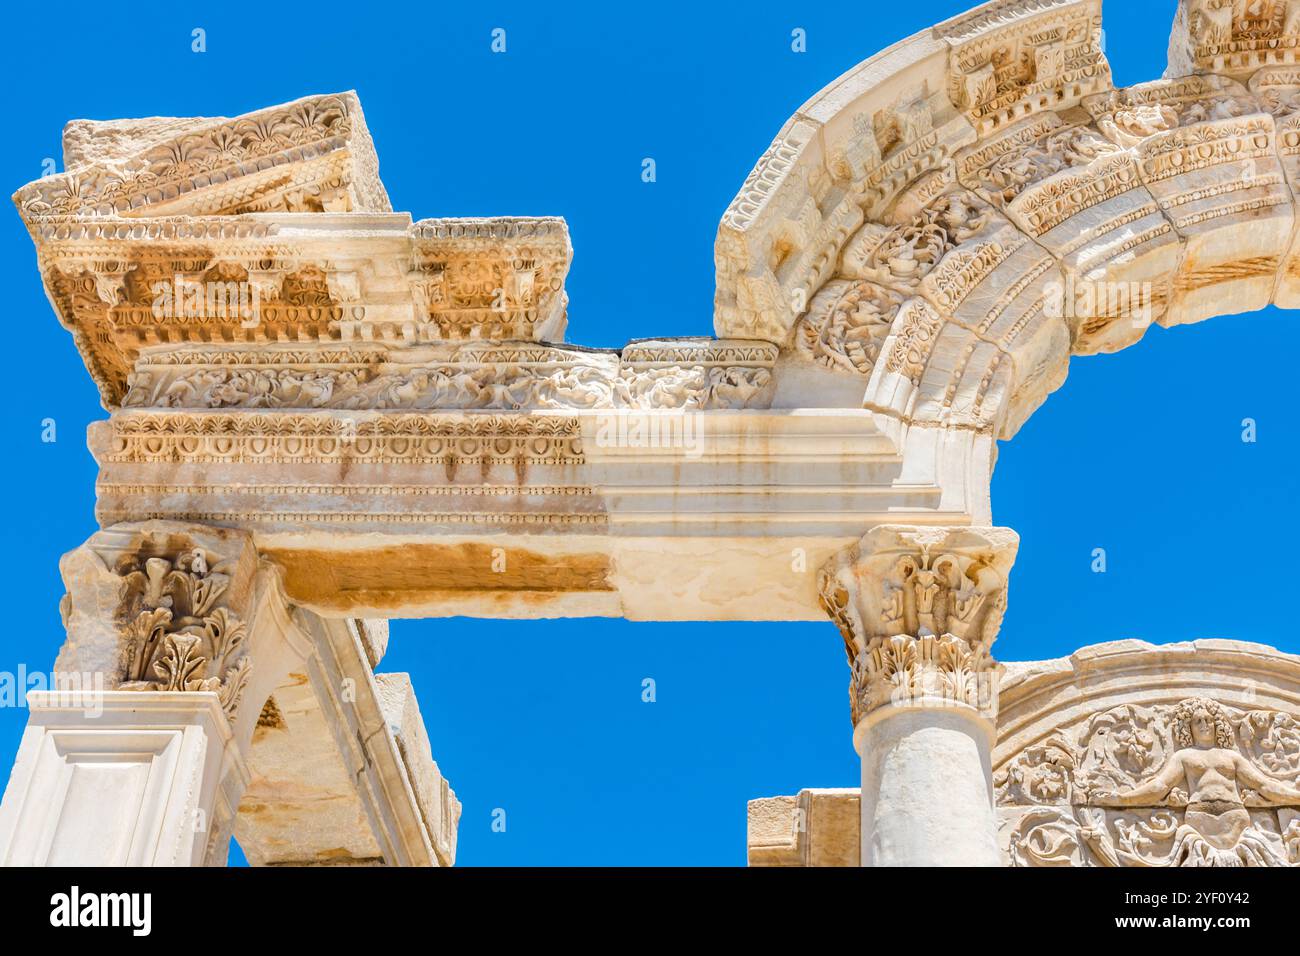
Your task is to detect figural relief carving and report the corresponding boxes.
[1000,697,1300,867]
[120,344,775,412]
[818,528,1017,725]
[19,0,1300,871]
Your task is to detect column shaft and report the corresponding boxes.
[819,525,1018,867]
[0,521,309,867]
[0,691,244,866]
[855,705,998,866]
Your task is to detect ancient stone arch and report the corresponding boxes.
[3,0,1300,867]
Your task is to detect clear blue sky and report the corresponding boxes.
[1,0,1293,866]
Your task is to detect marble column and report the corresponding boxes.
[0,521,313,866]
[818,525,1018,867]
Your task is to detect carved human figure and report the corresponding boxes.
[1113,103,1181,138]
[1091,698,1300,863]
[905,559,945,636]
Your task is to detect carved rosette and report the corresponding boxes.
[999,696,1300,867]
[817,526,1018,725]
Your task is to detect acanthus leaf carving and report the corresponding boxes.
[818,527,1017,725]
[115,547,252,720]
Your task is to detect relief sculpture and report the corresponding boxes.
[1001,697,1300,866]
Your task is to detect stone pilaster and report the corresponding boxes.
[817,525,1018,866]
[0,521,314,866]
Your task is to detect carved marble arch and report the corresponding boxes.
[715,0,1300,513]
[13,0,1300,872]
[16,0,1300,631]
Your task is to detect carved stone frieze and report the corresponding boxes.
[1082,74,1293,326]
[936,0,1111,137]
[20,0,1300,871]
[122,347,619,412]
[118,339,776,413]
[407,217,571,343]
[705,0,1300,447]
[795,182,1067,436]
[98,411,587,465]
[842,190,995,293]
[15,92,388,224]
[996,640,1300,868]
[956,112,1179,352]
[794,280,904,375]
[751,641,1300,868]
[27,210,578,407]
[25,0,1300,460]
[1169,0,1300,79]
[18,2,1300,571]
[1002,697,1300,867]
[960,117,1122,208]
[614,343,775,409]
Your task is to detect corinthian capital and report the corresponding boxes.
[817,526,1018,724]
[57,521,270,726]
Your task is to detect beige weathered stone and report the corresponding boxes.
[0,521,316,866]
[18,91,389,224]
[816,525,1017,866]
[375,674,460,866]
[750,641,1300,867]
[7,0,1300,868]
[733,0,1300,867]
[237,622,457,867]
[998,640,1300,867]
[747,790,860,866]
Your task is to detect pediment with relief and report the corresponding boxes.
[996,642,1300,867]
